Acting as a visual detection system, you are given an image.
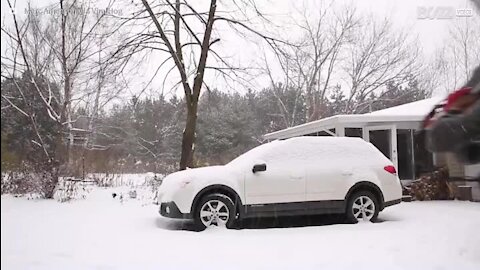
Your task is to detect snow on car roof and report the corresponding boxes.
[229,136,379,167]
[258,136,390,166]
[285,136,374,153]
[282,136,379,156]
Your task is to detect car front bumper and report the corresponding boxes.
[159,201,192,219]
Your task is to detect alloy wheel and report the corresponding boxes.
[352,196,375,221]
[200,200,230,227]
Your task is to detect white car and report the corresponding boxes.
[158,137,402,230]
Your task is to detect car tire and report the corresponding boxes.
[346,191,379,223]
[194,193,236,230]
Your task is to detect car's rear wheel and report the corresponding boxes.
[194,193,236,230]
[346,191,379,223]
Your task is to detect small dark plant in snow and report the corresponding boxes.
[89,173,117,187]
[146,173,163,191]
[128,189,137,199]
[147,173,164,204]
[54,178,94,202]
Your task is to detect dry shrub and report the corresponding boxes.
[1,161,59,198]
[54,178,93,202]
[409,167,454,200]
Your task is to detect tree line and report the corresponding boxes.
[1,0,478,197]
[2,72,428,175]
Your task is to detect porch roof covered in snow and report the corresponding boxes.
[263,96,444,141]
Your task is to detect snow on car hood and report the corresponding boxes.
[158,165,238,201]
[162,165,231,184]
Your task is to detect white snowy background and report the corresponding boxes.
[2,174,480,270]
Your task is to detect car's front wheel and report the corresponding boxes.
[346,191,379,223]
[194,193,236,230]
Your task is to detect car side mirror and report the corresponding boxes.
[252,163,267,173]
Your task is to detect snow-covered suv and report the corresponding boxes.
[158,137,402,230]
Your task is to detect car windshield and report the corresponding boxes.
[227,140,281,167]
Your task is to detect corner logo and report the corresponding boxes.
[417,6,474,20]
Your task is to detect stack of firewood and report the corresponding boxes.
[409,167,453,201]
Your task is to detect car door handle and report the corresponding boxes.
[290,176,303,180]
[342,172,353,176]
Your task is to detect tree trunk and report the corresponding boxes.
[61,77,73,174]
[42,161,60,199]
[140,0,216,171]
[179,104,198,170]
[178,0,216,170]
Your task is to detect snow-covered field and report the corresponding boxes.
[2,188,480,270]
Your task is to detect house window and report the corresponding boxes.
[345,128,362,138]
[397,129,414,180]
[414,131,434,178]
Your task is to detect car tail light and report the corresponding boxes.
[384,165,397,175]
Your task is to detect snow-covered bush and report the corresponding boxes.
[2,171,165,203]
[145,173,163,190]
[86,173,161,187]
[88,173,118,187]
[1,160,59,198]
[145,173,164,203]
[54,178,94,202]
[1,171,43,195]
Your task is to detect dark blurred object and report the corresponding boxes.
[473,0,480,12]
[409,167,453,201]
[423,65,480,165]
[129,190,137,199]
[456,186,473,201]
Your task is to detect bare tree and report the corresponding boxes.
[1,0,124,195]
[342,18,421,113]
[265,4,358,124]
[126,0,286,170]
[433,16,480,94]
[43,0,127,167]
[1,2,61,159]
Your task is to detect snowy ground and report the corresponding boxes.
[2,188,480,270]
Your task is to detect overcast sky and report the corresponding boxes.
[2,0,479,100]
